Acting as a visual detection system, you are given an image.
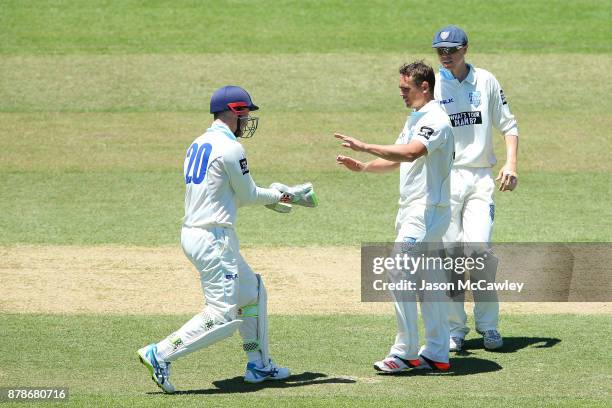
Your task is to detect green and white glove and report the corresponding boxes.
[271,182,319,207]
[265,202,293,213]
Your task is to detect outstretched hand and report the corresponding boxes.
[336,155,365,172]
[335,133,367,152]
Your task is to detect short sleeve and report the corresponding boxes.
[413,122,449,153]
[489,76,519,136]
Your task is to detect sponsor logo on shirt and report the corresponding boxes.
[468,91,481,107]
[448,111,482,127]
[500,89,508,105]
[239,158,249,175]
[439,97,454,105]
[417,126,434,140]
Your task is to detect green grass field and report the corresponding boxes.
[1,314,610,407]
[1,1,611,407]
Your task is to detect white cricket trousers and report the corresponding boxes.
[443,167,498,336]
[155,226,261,362]
[389,203,451,363]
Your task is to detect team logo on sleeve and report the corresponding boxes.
[500,89,508,105]
[468,91,481,107]
[239,158,250,175]
[417,126,434,140]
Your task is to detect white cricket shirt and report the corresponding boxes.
[182,121,281,229]
[434,65,518,168]
[396,100,454,208]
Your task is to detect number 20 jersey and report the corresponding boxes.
[434,65,519,168]
[182,121,280,229]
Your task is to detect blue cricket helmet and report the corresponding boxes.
[210,85,259,114]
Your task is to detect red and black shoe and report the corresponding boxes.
[416,355,451,372]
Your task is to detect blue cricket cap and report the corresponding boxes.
[210,85,259,114]
[432,25,468,48]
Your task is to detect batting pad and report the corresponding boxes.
[239,304,262,353]
[256,274,269,362]
[161,313,242,362]
[242,339,261,352]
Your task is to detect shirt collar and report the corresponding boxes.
[207,120,237,141]
[408,100,434,126]
[410,99,436,120]
[464,64,476,84]
[439,63,476,85]
[418,99,437,113]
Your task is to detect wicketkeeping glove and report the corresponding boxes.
[270,182,319,207]
[265,202,293,213]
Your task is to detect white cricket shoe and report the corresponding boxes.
[478,329,503,350]
[373,355,415,373]
[374,355,450,373]
[244,359,291,383]
[137,344,176,394]
[449,335,465,352]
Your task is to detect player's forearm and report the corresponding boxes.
[504,134,518,169]
[234,180,282,207]
[253,186,283,205]
[362,158,400,173]
[363,143,420,163]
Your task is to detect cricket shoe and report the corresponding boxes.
[137,344,175,394]
[373,355,420,373]
[477,329,503,350]
[244,359,291,383]
[449,335,465,352]
[415,355,451,372]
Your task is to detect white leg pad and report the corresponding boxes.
[256,274,269,362]
[159,312,242,362]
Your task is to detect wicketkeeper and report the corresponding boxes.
[137,85,318,393]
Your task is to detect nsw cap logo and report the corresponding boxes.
[440,31,450,40]
[469,91,481,107]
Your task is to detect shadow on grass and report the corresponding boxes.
[376,357,502,377]
[460,336,561,354]
[171,372,356,395]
